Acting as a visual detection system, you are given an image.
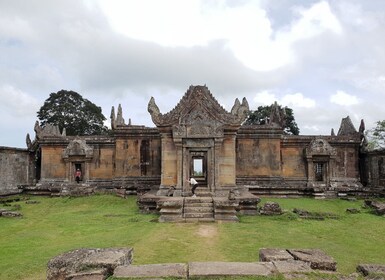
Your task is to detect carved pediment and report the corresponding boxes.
[34,121,64,139]
[305,138,336,157]
[148,85,249,129]
[62,139,93,160]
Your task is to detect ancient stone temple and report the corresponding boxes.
[1,85,384,219]
[147,85,249,196]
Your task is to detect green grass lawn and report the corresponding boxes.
[0,195,384,279]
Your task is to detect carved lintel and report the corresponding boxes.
[62,139,93,160]
[305,138,337,158]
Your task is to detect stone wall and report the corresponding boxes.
[0,147,34,195]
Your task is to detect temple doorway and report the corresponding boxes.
[190,152,207,187]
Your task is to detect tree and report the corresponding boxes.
[364,120,385,151]
[37,90,107,136]
[244,104,300,135]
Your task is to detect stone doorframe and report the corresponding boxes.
[305,138,336,188]
[62,139,93,183]
[180,138,215,195]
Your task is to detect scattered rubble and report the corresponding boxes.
[364,200,385,216]
[293,208,340,220]
[357,264,385,277]
[259,201,282,215]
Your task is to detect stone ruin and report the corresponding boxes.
[47,247,385,279]
[2,84,385,223]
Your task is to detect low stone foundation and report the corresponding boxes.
[46,248,133,280]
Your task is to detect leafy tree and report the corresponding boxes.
[37,90,107,136]
[244,104,300,135]
[364,120,385,151]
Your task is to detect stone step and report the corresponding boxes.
[185,202,213,207]
[185,197,213,203]
[184,207,213,214]
[184,213,214,219]
[184,217,215,223]
[114,263,187,279]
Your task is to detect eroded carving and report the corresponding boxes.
[306,139,337,157]
[62,139,93,159]
[269,101,286,128]
[34,121,62,139]
[148,85,249,128]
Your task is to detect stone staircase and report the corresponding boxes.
[183,188,214,222]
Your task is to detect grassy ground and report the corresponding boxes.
[0,195,384,280]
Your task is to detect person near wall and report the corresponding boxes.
[187,177,198,197]
[75,169,82,184]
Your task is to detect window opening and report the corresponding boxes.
[315,162,324,181]
[193,158,203,177]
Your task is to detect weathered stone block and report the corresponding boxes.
[287,249,336,271]
[114,263,187,278]
[346,208,360,214]
[260,201,282,215]
[189,261,275,277]
[272,260,312,274]
[1,211,22,217]
[259,248,294,262]
[46,248,133,280]
[357,264,385,276]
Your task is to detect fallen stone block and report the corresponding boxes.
[357,264,385,276]
[346,208,360,214]
[113,263,187,278]
[0,208,7,216]
[260,201,282,215]
[288,249,336,271]
[259,248,294,262]
[1,211,22,217]
[364,200,385,215]
[47,248,133,280]
[189,261,275,277]
[25,200,41,204]
[272,260,313,274]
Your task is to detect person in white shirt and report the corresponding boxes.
[187,177,198,197]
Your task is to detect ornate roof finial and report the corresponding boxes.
[359,119,365,134]
[110,106,116,129]
[116,104,125,126]
[269,101,286,128]
[148,97,162,126]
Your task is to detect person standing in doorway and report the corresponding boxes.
[187,177,198,197]
[75,168,82,184]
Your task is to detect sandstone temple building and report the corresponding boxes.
[1,85,384,217]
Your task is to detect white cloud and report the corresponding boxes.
[0,85,39,117]
[253,91,315,109]
[281,92,316,108]
[98,0,342,72]
[253,90,276,106]
[330,90,359,106]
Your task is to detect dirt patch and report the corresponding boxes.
[196,225,218,238]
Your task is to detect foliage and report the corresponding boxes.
[0,196,384,279]
[244,105,300,135]
[364,120,385,151]
[37,90,107,136]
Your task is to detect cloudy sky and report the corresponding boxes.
[1,0,384,148]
